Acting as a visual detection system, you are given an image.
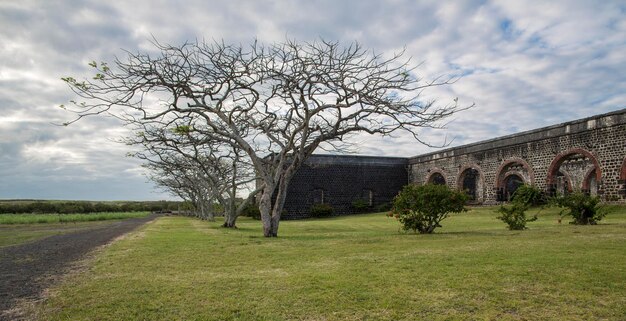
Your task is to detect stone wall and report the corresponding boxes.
[409,109,626,204]
[282,155,408,219]
[283,109,626,218]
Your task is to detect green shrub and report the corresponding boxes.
[351,199,370,213]
[391,184,467,234]
[0,200,187,214]
[58,203,82,214]
[496,203,537,230]
[375,202,392,212]
[553,192,607,225]
[497,184,542,230]
[30,202,59,214]
[93,202,114,212]
[212,203,225,216]
[310,203,334,218]
[511,185,547,206]
[241,204,261,220]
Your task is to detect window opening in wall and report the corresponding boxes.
[361,189,373,206]
[429,172,446,185]
[462,168,479,201]
[583,168,598,196]
[504,174,523,201]
[495,160,532,202]
[555,171,570,196]
[311,189,324,204]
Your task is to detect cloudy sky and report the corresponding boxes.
[1,0,625,200]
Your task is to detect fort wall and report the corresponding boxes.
[282,109,626,218]
[409,109,626,204]
[282,155,408,219]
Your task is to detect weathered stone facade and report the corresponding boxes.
[283,109,626,218]
[409,109,626,204]
[282,155,408,219]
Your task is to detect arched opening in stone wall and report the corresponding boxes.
[547,148,601,197]
[458,166,483,203]
[426,171,446,185]
[494,158,534,202]
[462,169,479,201]
[503,174,524,201]
[554,171,573,196]
[583,168,599,196]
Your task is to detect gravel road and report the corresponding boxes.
[0,214,159,320]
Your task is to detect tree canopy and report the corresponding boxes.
[63,38,471,237]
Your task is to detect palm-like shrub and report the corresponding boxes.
[511,184,547,206]
[553,192,606,225]
[497,184,542,230]
[496,202,538,230]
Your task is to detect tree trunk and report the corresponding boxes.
[222,213,237,228]
[201,200,215,222]
[259,188,274,237]
[270,214,280,237]
[226,187,261,229]
[268,177,290,237]
[222,197,237,228]
[190,194,199,218]
[224,159,238,229]
[197,201,204,220]
[222,207,237,228]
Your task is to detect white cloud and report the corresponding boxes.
[0,0,624,200]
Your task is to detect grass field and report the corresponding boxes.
[35,206,626,320]
[0,212,149,225]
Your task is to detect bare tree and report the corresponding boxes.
[144,159,217,220]
[131,121,258,227]
[62,38,471,237]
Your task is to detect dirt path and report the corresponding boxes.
[0,214,160,320]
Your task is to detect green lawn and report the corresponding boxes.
[35,207,626,320]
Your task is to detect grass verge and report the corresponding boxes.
[36,206,626,320]
[0,212,149,225]
[0,212,150,247]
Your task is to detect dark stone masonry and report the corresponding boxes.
[282,109,626,219]
[282,155,408,219]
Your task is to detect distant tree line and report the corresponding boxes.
[0,200,183,214]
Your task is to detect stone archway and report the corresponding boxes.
[547,148,601,196]
[425,168,446,185]
[582,167,599,196]
[457,164,484,203]
[554,170,574,196]
[494,158,534,201]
